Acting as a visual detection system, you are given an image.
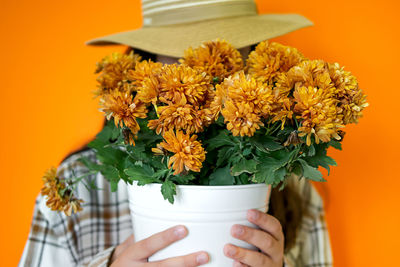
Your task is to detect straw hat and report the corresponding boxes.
[85,0,313,58]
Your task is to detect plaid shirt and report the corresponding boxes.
[19,148,333,267]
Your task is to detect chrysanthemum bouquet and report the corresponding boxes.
[41,40,368,216]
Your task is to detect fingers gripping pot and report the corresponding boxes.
[127,182,271,266]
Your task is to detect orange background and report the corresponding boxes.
[1,0,399,266]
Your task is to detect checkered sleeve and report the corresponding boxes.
[19,193,73,267]
[299,184,333,267]
[18,193,117,267]
[19,149,132,267]
[282,178,333,267]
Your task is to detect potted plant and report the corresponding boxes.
[41,39,368,266]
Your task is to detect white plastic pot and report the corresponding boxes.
[127,181,271,266]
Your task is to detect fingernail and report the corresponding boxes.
[232,225,244,237]
[233,261,242,267]
[196,253,208,264]
[225,245,237,257]
[248,209,259,221]
[173,226,186,238]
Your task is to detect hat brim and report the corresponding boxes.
[85,14,313,58]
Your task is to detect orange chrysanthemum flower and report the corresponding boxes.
[273,60,342,136]
[157,64,212,106]
[246,41,305,84]
[180,39,243,81]
[270,96,295,130]
[327,62,369,124]
[153,130,206,175]
[127,60,163,91]
[136,75,160,105]
[222,100,265,137]
[147,64,217,134]
[41,167,84,216]
[293,86,343,146]
[219,71,274,136]
[95,51,141,96]
[99,89,148,139]
[148,99,203,135]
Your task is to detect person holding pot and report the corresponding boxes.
[19,1,332,266]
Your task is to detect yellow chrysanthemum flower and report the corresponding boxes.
[95,50,141,96]
[246,41,305,84]
[219,71,274,136]
[41,167,84,216]
[327,62,369,124]
[153,130,206,175]
[180,39,243,81]
[99,89,148,140]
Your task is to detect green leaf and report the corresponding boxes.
[77,156,102,172]
[170,174,196,184]
[242,148,252,157]
[152,169,170,180]
[328,140,342,150]
[235,173,250,185]
[297,159,326,182]
[291,161,303,177]
[216,146,235,167]
[231,159,257,176]
[90,119,119,145]
[305,145,337,174]
[100,165,120,192]
[254,157,280,184]
[96,146,127,166]
[161,180,176,204]
[124,164,157,185]
[251,135,283,153]
[275,167,287,183]
[307,144,316,157]
[205,131,236,150]
[209,166,235,185]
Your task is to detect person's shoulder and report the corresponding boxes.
[57,146,98,178]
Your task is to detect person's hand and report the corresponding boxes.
[110,225,209,267]
[223,209,284,267]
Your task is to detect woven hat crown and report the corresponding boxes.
[141,0,258,26]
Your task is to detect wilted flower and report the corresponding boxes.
[283,130,303,146]
[153,130,206,175]
[246,41,305,84]
[180,39,243,81]
[122,128,136,146]
[41,167,84,216]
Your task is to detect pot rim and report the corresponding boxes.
[129,181,270,191]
